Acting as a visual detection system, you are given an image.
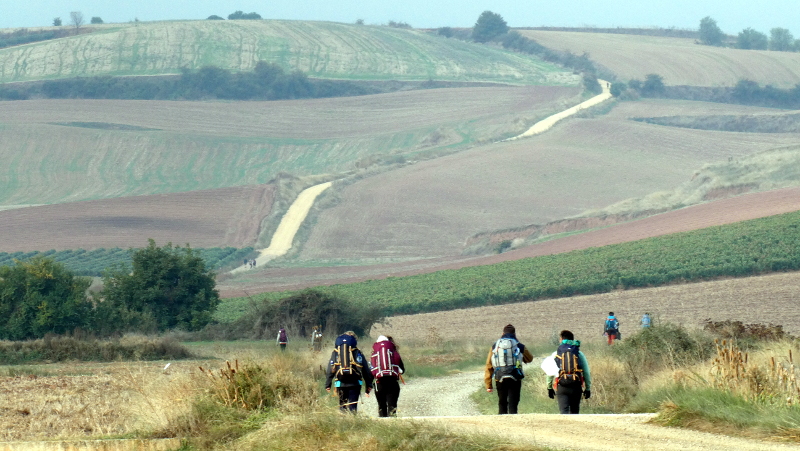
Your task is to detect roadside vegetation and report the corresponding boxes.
[473,321,800,441]
[216,209,800,321]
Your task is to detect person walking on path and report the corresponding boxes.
[484,324,534,414]
[547,330,592,414]
[641,312,652,328]
[325,331,373,413]
[604,312,620,345]
[370,335,406,417]
[277,327,288,352]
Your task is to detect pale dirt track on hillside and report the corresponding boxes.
[360,371,798,451]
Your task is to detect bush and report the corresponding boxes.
[611,323,712,384]
[228,11,261,20]
[90,17,103,24]
[207,15,224,20]
[0,334,193,364]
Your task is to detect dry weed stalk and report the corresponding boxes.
[710,339,800,405]
[199,359,274,410]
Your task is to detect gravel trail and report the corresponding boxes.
[359,370,800,450]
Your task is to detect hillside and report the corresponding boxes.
[217,185,800,297]
[0,85,580,206]
[0,21,577,85]
[519,30,800,87]
[295,99,800,261]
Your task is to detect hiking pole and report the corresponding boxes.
[399,373,406,385]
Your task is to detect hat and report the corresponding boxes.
[503,324,515,335]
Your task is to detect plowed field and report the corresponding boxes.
[218,186,800,297]
[0,184,275,251]
[520,30,800,87]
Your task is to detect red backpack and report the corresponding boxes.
[370,339,402,378]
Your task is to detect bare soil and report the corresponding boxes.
[0,184,275,251]
[218,186,800,296]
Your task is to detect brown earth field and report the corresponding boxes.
[295,100,800,261]
[218,185,800,297]
[519,30,800,87]
[372,270,800,344]
[0,184,275,251]
[0,86,580,205]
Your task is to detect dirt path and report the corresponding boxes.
[230,181,332,273]
[361,370,798,450]
[504,79,612,141]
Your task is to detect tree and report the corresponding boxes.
[90,17,103,24]
[70,11,84,30]
[53,17,62,26]
[698,16,724,46]
[610,82,627,97]
[737,28,768,50]
[770,28,794,51]
[472,11,509,43]
[207,15,224,20]
[228,10,262,20]
[641,73,665,96]
[101,240,220,331]
[0,258,92,340]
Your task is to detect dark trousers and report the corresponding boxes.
[279,343,287,352]
[375,376,401,417]
[556,384,583,414]
[496,378,522,414]
[337,387,361,412]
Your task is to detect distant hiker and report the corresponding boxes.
[371,335,406,417]
[311,327,323,352]
[484,324,534,414]
[546,330,592,414]
[604,312,620,345]
[325,331,373,413]
[243,258,248,266]
[641,312,652,328]
[277,328,288,351]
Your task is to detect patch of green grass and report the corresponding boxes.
[645,386,800,441]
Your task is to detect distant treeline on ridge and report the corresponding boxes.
[0,62,377,101]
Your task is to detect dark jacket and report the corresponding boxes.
[325,342,374,392]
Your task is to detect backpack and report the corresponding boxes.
[371,340,401,378]
[278,329,288,343]
[331,335,362,382]
[605,318,619,333]
[491,337,524,381]
[554,343,584,387]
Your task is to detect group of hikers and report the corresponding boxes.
[276,310,652,416]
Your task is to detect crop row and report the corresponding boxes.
[215,210,800,322]
[0,247,256,277]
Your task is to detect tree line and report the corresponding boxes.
[699,16,799,52]
[0,62,376,101]
[0,240,219,340]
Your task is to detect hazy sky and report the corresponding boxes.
[3,1,800,36]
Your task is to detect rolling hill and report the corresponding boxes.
[0,85,580,206]
[519,30,800,87]
[0,21,576,85]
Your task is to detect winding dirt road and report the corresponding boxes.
[361,371,799,451]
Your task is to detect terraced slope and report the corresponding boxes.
[0,21,577,85]
[520,30,800,87]
[0,85,580,205]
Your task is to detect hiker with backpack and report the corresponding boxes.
[484,324,534,414]
[277,328,288,351]
[370,335,406,417]
[603,312,620,345]
[641,312,652,328]
[325,331,373,413]
[545,330,592,414]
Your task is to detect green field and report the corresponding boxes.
[0,21,576,85]
[215,209,800,322]
[0,246,255,276]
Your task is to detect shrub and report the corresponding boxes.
[0,334,193,364]
[611,323,712,385]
